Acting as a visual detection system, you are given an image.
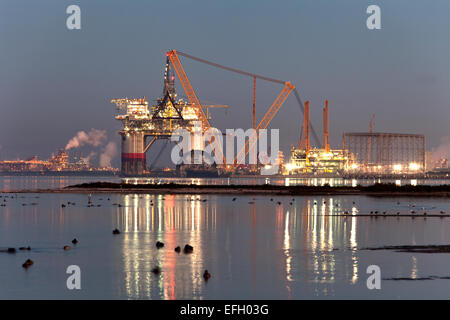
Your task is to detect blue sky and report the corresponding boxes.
[1,0,449,167]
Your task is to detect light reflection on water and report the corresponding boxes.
[119,194,209,299]
[1,192,450,299]
[109,194,360,299]
[125,177,450,187]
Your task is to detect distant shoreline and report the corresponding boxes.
[2,182,450,197]
[0,172,119,177]
[0,172,449,179]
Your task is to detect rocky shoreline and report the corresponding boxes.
[1,182,450,197]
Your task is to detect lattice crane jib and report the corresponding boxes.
[167,50,226,164]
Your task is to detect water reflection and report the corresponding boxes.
[121,176,450,187]
[4,191,450,299]
[272,196,361,296]
[117,194,215,299]
[411,256,418,280]
[113,193,362,299]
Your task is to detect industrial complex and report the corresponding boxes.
[110,50,444,178]
[0,50,447,177]
[0,150,118,175]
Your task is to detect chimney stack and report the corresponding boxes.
[301,101,310,154]
[323,100,330,152]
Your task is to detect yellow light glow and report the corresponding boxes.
[285,163,295,171]
[409,162,420,171]
[393,164,402,171]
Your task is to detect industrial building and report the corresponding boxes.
[285,98,427,176]
[284,100,352,175]
[285,148,352,175]
[342,132,426,174]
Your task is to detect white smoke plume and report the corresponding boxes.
[99,141,118,168]
[432,135,450,162]
[65,129,107,150]
[81,151,97,166]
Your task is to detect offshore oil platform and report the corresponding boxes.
[111,53,200,176]
[111,50,296,177]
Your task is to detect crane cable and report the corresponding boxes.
[177,51,285,84]
[293,89,321,147]
[176,50,321,147]
[149,140,169,171]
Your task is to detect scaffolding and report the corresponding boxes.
[342,132,425,173]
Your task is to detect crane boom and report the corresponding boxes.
[168,49,297,168]
[234,82,295,164]
[167,50,226,164]
[167,50,210,131]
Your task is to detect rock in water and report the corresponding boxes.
[183,244,194,254]
[151,266,161,274]
[22,259,34,269]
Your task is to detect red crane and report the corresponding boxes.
[167,50,297,167]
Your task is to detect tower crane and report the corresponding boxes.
[167,50,226,164]
[369,114,375,133]
[366,114,375,167]
[166,49,303,167]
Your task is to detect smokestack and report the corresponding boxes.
[323,100,330,152]
[301,101,310,154]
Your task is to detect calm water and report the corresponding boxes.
[1,187,450,299]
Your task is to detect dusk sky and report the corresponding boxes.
[1,0,450,167]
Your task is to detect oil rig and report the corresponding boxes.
[112,50,298,176]
[111,53,201,176]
